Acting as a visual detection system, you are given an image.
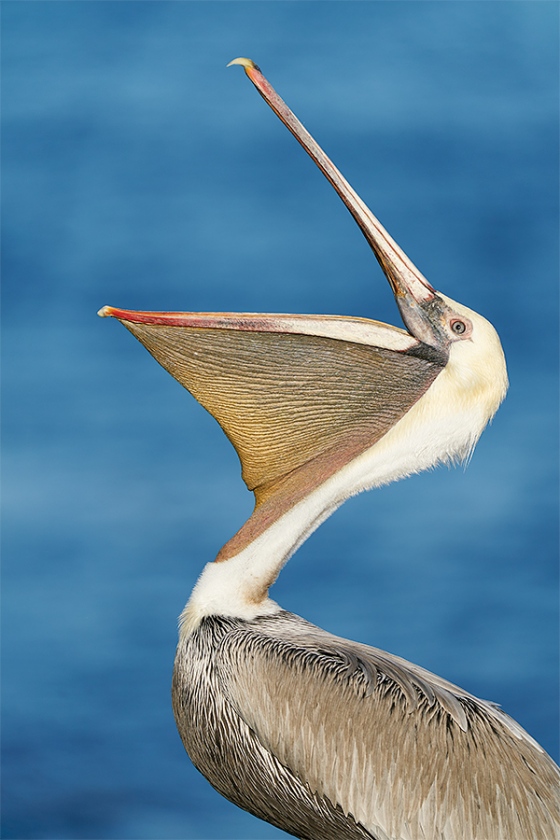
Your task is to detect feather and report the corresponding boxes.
[209,613,560,840]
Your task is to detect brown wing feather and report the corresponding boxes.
[217,614,560,840]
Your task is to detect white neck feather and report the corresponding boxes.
[180,301,507,637]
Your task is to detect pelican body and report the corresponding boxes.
[100,60,560,840]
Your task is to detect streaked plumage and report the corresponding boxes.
[100,59,560,840]
[174,613,558,840]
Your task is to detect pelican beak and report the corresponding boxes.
[227,58,444,350]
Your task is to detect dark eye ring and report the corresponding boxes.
[451,319,467,335]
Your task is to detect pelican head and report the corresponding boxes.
[225,57,508,434]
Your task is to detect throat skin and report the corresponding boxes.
[181,322,507,638]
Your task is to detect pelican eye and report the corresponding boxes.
[450,319,467,336]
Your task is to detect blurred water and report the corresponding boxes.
[2,4,558,839]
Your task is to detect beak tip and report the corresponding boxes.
[98,306,114,318]
[227,57,261,75]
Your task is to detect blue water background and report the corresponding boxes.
[3,3,558,839]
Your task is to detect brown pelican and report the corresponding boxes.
[99,59,560,840]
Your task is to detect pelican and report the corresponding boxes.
[99,59,559,840]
